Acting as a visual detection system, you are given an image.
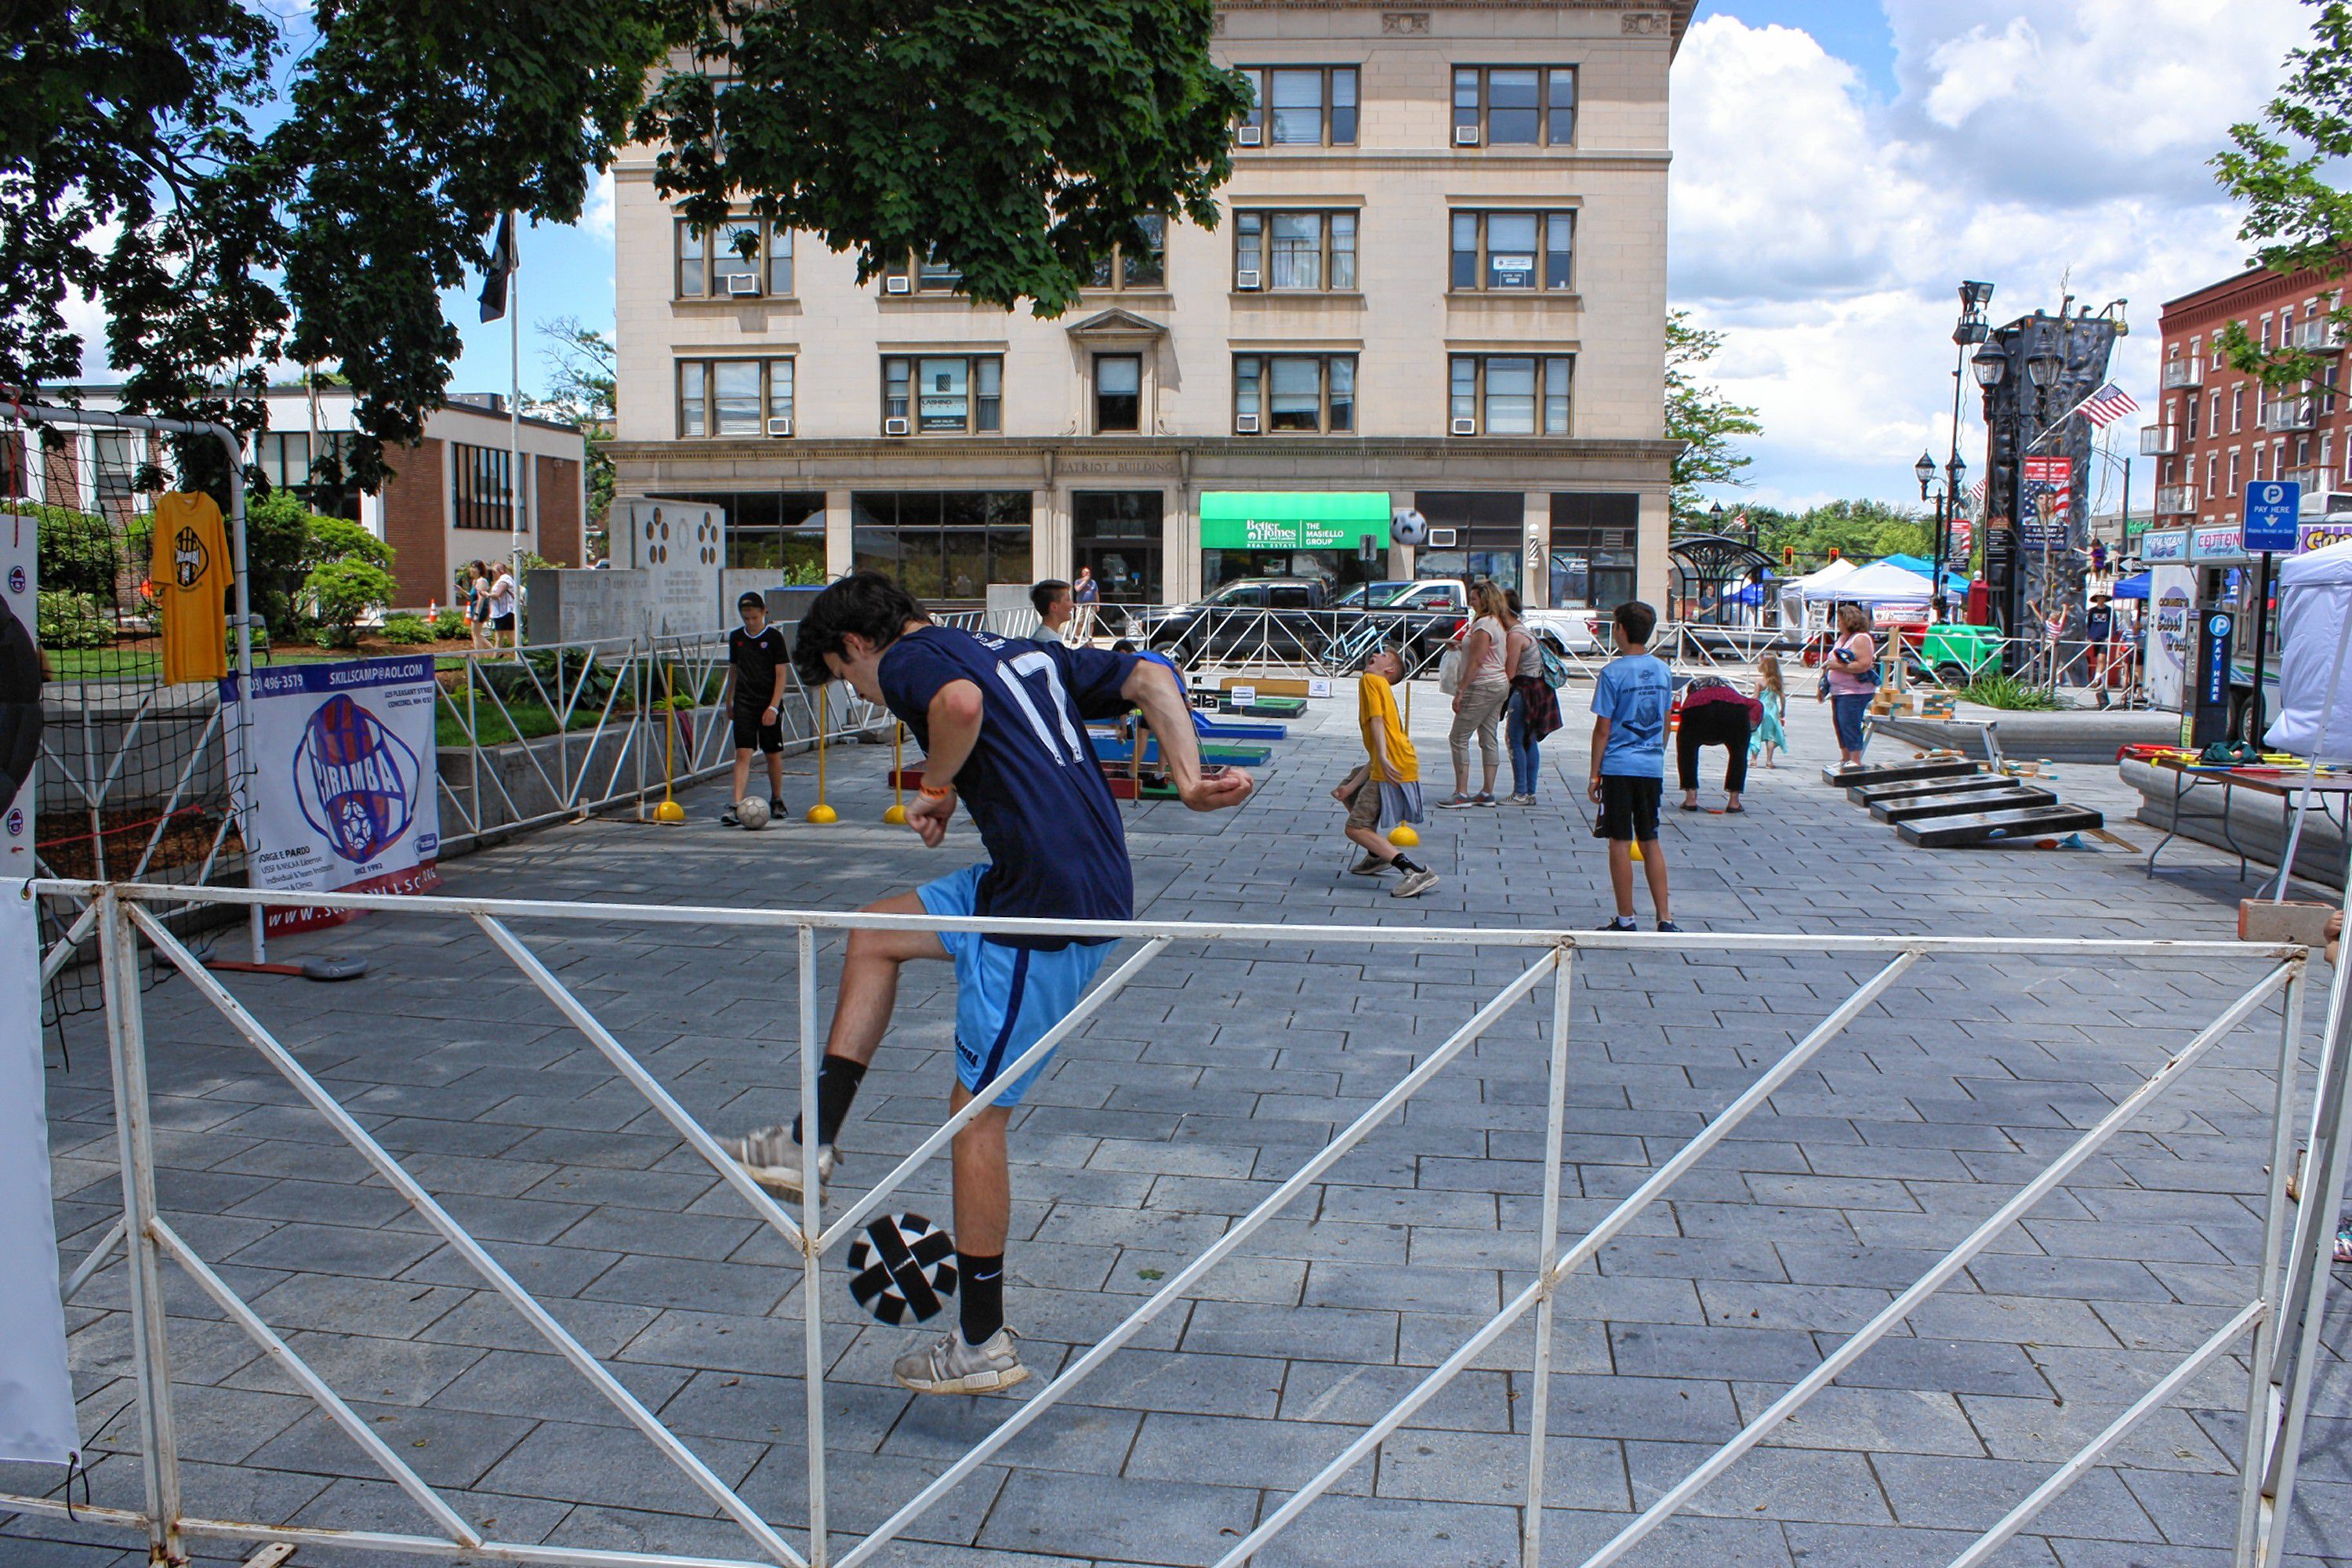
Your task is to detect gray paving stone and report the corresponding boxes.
[978,1470,1259,1566]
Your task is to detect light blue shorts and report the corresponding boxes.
[917,864,1110,1107]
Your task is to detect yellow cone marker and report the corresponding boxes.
[806,695,837,823]
[883,723,908,823]
[1387,823,1419,848]
[652,662,686,823]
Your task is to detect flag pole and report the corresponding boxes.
[508,212,524,652]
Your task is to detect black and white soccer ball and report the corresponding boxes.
[1390,509,1429,548]
[846,1211,958,1325]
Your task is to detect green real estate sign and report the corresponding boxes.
[1200,492,1389,552]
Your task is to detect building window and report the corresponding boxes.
[883,355,1002,434]
[677,358,794,437]
[1094,354,1142,434]
[1232,354,1355,434]
[1450,211,1573,291]
[1454,66,1576,147]
[256,431,361,521]
[1236,67,1359,147]
[2183,394,2198,441]
[880,246,967,295]
[2227,449,2241,493]
[1089,215,1167,290]
[850,490,1033,601]
[2206,452,2218,498]
[1450,354,1572,435]
[2234,387,2246,433]
[1550,492,1638,609]
[451,442,525,532]
[676,218,792,298]
[1234,210,1357,292]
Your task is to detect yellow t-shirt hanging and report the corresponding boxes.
[151,492,230,684]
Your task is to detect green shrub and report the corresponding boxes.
[432,610,468,640]
[37,589,114,650]
[380,613,436,645]
[1960,673,2061,712]
[13,502,122,601]
[305,559,397,648]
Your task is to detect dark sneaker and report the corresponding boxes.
[1594,917,1638,931]
[719,809,742,828]
[769,796,787,818]
[894,1327,1029,1395]
[1657,920,1683,933]
[1473,793,1497,807]
[1436,793,1479,810]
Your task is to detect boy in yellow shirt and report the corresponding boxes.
[1334,647,1438,897]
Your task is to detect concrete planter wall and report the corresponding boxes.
[1874,706,2180,766]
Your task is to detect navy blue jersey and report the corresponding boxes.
[878,625,1141,948]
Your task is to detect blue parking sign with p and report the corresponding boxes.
[2244,481,2300,552]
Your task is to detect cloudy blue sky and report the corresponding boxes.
[68,2,2328,517]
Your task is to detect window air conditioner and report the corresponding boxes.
[884,416,911,436]
[726,274,760,296]
[1235,413,1261,434]
[765,416,793,437]
[1429,527,1458,547]
[1454,125,1481,147]
[1236,270,1262,291]
[1450,417,1477,435]
[1238,125,1263,147]
[884,275,912,295]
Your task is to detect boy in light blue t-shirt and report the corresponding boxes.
[1587,600,1677,933]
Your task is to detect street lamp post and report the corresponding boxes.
[1945,282,1994,624]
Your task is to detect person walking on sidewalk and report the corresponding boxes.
[1501,588,1556,804]
[1589,600,1676,932]
[1750,653,1790,768]
[1440,579,1515,808]
[1820,604,1878,767]
[721,574,1251,1396]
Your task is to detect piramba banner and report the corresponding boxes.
[224,655,441,935]
[2,509,34,874]
[0,883,75,1465]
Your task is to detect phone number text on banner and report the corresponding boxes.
[225,655,441,934]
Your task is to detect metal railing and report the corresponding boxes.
[8,878,2345,1568]
[430,630,893,852]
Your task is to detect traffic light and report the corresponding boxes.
[1828,547,1841,561]
[1782,545,1795,566]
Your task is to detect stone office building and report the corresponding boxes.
[608,0,1687,613]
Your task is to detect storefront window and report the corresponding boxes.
[850,491,1032,603]
[1073,490,1163,605]
[1550,492,1639,610]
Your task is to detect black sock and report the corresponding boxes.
[1392,855,1425,874]
[790,1055,867,1146]
[959,1253,1004,1345]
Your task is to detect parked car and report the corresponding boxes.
[1146,579,1330,661]
[1149,576,1472,669]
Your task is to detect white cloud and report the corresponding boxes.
[1671,5,2316,510]
[584,169,617,241]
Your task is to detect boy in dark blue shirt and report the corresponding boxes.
[725,573,1251,1395]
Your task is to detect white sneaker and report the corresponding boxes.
[721,1126,836,1199]
[1392,868,1440,898]
[894,1327,1029,1395]
[1348,854,1392,876]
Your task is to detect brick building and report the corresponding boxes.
[2149,263,2352,538]
[8,386,587,611]
[608,0,1690,612]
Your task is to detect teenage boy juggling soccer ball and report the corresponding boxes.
[1588,600,1679,933]
[724,572,1253,1394]
[723,591,790,827]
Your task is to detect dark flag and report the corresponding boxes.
[477,212,520,323]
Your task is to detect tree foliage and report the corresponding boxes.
[529,317,616,553]
[2212,1,2352,387]
[1744,499,1931,566]
[7,0,1243,490]
[1664,312,1763,531]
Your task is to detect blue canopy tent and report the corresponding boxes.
[2111,572,2150,601]
[1878,553,1971,595]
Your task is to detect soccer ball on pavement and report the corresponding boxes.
[737,797,770,830]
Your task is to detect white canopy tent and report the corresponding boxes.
[1777,558,1858,631]
[1799,560,1936,604]
[2266,541,2352,904]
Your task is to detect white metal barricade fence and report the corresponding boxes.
[7,880,2347,1568]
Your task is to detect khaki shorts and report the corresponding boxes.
[1346,779,1383,830]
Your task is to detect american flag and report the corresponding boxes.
[2078,382,2140,428]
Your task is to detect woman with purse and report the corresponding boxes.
[1818,602,1878,766]
[1501,588,1559,804]
[1439,580,1515,808]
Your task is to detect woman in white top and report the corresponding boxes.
[1441,579,1517,807]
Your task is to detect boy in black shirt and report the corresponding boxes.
[723,592,789,826]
